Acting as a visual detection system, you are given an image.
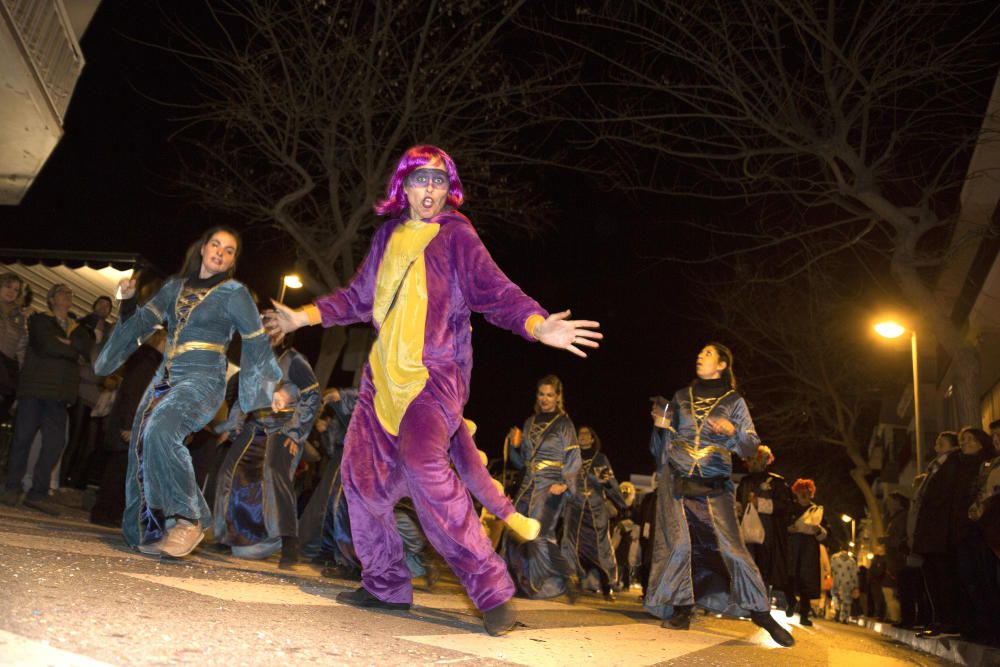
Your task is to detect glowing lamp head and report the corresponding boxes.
[841,514,853,523]
[283,275,303,289]
[874,321,906,339]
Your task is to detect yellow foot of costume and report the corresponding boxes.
[503,512,541,541]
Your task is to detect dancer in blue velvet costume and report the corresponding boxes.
[645,343,795,647]
[95,227,283,559]
[561,425,626,601]
[505,375,582,600]
[213,337,321,567]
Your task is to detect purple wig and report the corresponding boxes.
[374,145,464,217]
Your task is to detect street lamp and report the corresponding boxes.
[873,319,924,473]
[278,274,303,304]
[841,513,856,548]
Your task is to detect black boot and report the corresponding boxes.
[662,605,692,630]
[799,600,813,626]
[751,611,796,647]
[336,586,410,610]
[483,600,517,636]
[785,594,797,618]
[278,535,299,570]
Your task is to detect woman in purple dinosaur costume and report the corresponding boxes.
[265,145,601,635]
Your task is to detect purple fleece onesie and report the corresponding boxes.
[310,210,547,610]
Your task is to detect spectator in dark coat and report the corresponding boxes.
[736,445,794,598]
[63,295,114,488]
[1,284,94,515]
[90,329,165,527]
[881,492,909,624]
[636,477,658,597]
[912,431,962,638]
[785,478,827,626]
[0,272,27,423]
[952,427,999,645]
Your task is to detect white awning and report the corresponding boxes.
[0,249,161,322]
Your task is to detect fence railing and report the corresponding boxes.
[0,0,85,123]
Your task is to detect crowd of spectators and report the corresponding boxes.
[891,424,1000,646]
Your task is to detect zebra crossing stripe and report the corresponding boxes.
[0,629,113,667]
[398,623,730,667]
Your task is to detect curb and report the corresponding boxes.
[861,620,1000,666]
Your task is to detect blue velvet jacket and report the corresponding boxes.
[509,412,582,510]
[94,277,280,413]
[650,381,760,481]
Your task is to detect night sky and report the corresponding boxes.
[0,0,897,520]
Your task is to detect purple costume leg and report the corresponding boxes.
[341,396,412,604]
[398,397,515,612]
[450,421,514,521]
[342,386,515,612]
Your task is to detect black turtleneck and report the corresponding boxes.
[185,271,231,290]
[692,377,729,399]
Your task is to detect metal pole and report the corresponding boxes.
[911,330,923,475]
[279,278,287,305]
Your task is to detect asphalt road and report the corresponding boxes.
[0,499,955,666]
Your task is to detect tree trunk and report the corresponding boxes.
[846,446,885,540]
[313,326,347,391]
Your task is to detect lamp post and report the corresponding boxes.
[278,274,302,304]
[874,320,923,474]
[841,513,855,549]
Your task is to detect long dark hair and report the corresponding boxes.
[706,341,737,389]
[176,226,242,279]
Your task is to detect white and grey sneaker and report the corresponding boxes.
[159,519,204,558]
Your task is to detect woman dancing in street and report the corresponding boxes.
[264,145,601,636]
[95,227,283,558]
[212,333,321,567]
[505,375,583,600]
[645,343,794,646]
[561,425,626,601]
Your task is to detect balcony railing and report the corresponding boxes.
[0,0,84,123]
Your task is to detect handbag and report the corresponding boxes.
[741,503,766,544]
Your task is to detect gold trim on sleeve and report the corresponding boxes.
[243,327,266,340]
[525,314,545,339]
[300,304,322,326]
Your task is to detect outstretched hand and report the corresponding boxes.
[263,300,307,344]
[533,310,602,358]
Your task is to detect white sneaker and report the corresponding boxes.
[159,519,204,558]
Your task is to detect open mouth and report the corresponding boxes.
[422,197,434,208]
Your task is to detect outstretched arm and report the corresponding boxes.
[264,225,391,340]
[451,220,602,355]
